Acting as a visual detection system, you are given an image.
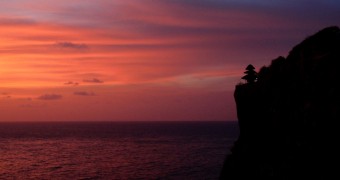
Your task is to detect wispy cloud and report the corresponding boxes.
[74,91,95,96]
[64,81,79,86]
[83,78,104,83]
[0,17,36,26]
[37,94,62,100]
[1,92,11,99]
[55,42,88,49]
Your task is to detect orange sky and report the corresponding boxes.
[0,0,339,121]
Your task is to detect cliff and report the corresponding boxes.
[220,26,340,179]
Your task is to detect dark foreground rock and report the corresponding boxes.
[220,26,340,179]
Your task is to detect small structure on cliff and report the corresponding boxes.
[241,64,257,83]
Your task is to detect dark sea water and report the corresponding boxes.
[0,121,238,179]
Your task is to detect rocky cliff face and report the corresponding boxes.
[220,26,340,179]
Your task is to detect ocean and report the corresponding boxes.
[0,121,238,179]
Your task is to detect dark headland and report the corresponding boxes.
[220,26,340,179]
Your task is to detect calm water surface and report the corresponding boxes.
[0,121,238,179]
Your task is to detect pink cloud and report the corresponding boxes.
[55,42,88,49]
[74,91,95,96]
[83,78,104,83]
[64,81,79,86]
[37,94,62,100]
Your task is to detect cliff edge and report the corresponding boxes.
[220,26,340,179]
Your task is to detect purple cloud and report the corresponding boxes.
[74,91,95,96]
[83,78,104,83]
[1,92,11,99]
[37,94,62,100]
[64,81,79,86]
[55,42,88,49]
[0,17,36,26]
[20,104,33,108]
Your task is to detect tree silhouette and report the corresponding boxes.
[241,64,257,83]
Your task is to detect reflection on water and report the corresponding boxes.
[0,121,238,179]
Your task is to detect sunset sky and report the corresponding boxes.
[0,0,339,121]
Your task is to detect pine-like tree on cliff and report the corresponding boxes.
[241,64,257,84]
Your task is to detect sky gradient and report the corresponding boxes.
[1,0,339,121]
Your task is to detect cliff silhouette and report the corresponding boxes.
[220,26,340,179]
